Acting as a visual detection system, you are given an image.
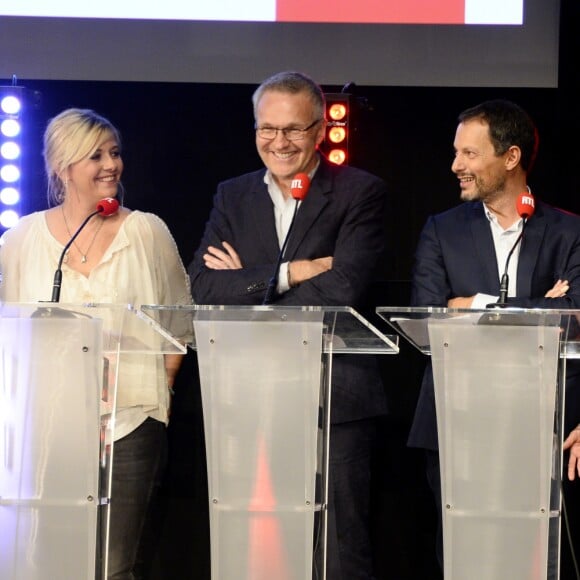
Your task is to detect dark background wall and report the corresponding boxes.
[4,1,580,578]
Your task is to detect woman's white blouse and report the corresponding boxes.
[0,210,193,439]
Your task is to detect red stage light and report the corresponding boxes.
[323,93,349,166]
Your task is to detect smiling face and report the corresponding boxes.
[65,135,123,202]
[451,118,510,204]
[254,89,325,193]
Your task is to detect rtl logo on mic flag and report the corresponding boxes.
[290,173,310,200]
[516,192,535,219]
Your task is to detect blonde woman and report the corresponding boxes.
[0,108,192,579]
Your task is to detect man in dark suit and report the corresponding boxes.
[408,99,580,576]
[188,71,388,579]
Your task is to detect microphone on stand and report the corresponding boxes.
[262,173,311,305]
[488,191,536,308]
[50,197,120,303]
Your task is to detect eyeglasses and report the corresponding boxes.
[255,119,322,141]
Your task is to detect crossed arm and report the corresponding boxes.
[447,279,571,308]
[203,240,333,286]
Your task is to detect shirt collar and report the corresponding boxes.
[263,156,321,189]
[483,202,523,234]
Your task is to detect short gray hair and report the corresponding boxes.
[252,71,325,121]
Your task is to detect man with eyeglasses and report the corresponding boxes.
[188,71,389,579]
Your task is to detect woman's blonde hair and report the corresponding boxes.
[43,108,121,206]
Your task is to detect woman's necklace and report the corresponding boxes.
[61,205,104,264]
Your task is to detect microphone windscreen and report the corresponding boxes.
[96,197,120,216]
[516,192,535,219]
[290,173,311,201]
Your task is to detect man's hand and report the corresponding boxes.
[545,279,569,298]
[204,241,243,270]
[288,257,333,286]
[563,425,580,480]
[447,296,475,308]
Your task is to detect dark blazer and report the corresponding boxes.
[408,199,580,450]
[189,157,388,423]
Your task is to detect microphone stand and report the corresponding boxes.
[487,218,529,308]
[262,200,300,306]
[50,209,102,303]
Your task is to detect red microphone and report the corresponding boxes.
[492,191,536,306]
[262,173,311,304]
[516,192,535,219]
[290,173,310,201]
[96,196,120,216]
[50,197,120,302]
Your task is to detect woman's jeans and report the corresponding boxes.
[106,417,167,580]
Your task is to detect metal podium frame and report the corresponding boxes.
[377,306,580,580]
[140,304,399,580]
[0,302,185,580]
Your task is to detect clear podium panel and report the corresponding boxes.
[0,303,184,580]
[430,317,560,579]
[376,307,574,580]
[194,310,324,580]
[139,305,399,580]
[0,302,186,355]
[0,316,103,580]
[140,305,399,355]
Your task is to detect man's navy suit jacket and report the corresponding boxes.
[189,158,389,424]
[408,199,580,450]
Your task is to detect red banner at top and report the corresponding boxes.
[276,0,465,24]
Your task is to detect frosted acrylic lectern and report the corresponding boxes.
[377,306,580,580]
[141,304,399,580]
[0,302,185,580]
